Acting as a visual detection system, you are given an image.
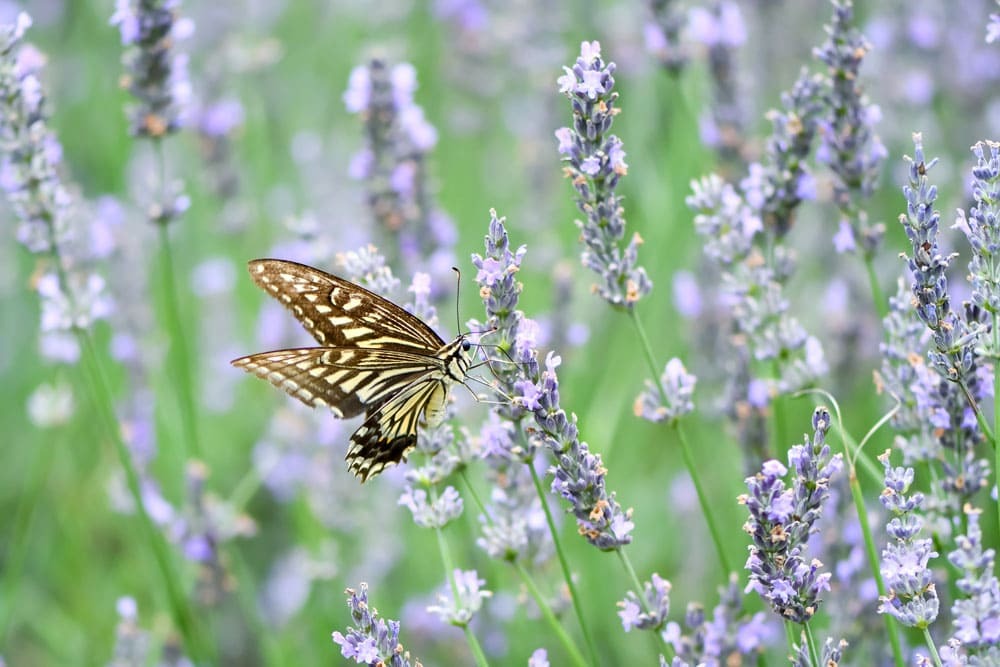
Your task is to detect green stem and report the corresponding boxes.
[673,422,732,574]
[958,377,995,448]
[802,620,820,667]
[513,561,589,667]
[628,310,731,575]
[863,254,888,320]
[921,627,943,667]
[528,463,601,667]
[771,360,787,452]
[77,332,212,663]
[459,470,588,667]
[158,222,201,460]
[848,469,905,667]
[783,622,798,662]
[432,520,489,667]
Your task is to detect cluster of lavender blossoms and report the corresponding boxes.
[946,506,1000,659]
[0,15,113,364]
[899,133,984,390]
[618,573,671,632]
[813,0,887,257]
[555,41,651,310]
[344,59,457,280]
[957,140,1000,336]
[661,575,770,666]
[633,357,696,423]
[111,0,193,138]
[332,584,421,666]
[740,408,841,623]
[472,211,633,551]
[644,0,688,74]
[876,451,939,629]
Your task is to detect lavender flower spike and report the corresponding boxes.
[740,407,841,622]
[111,0,192,137]
[426,569,492,627]
[877,450,939,629]
[634,357,696,423]
[555,41,651,310]
[332,583,421,667]
[618,573,671,632]
[947,505,1000,651]
[955,140,1000,320]
[899,133,983,388]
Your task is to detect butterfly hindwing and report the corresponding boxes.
[346,378,446,481]
[247,259,444,352]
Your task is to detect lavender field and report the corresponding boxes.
[2,0,1000,665]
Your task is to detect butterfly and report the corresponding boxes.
[231,258,472,482]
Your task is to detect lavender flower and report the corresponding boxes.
[344,59,456,278]
[662,575,772,665]
[0,14,113,364]
[690,1,748,168]
[948,506,1000,653]
[398,485,464,528]
[956,140,1000,321]
[528,647,549,667]
[645,0,688,74]
[474,212,633,551]
[814,0,887,257]
[332,583,421,666]
[111,0,192,137]
[740,408,841,623]
[900,133,983,389]
[618,573,671,632]
[426,569,492,626]
[877,450,939,629]
[555,41,651,310]
[742,69,825,237]
[633,357,696,423]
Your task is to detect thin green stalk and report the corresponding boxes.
[958,377,995,448]
[802,620,820,667]
[863,254,887,320]
[673,422,732,574]
[157,222,201,460]
[771,360,787,451]
[228,466,262,514]
[77,332,212,663]
[921,628,943,667]
[528,463,601,667]
[459,470,587,667]
[783,622,798,661]
[628,309,731,575]
[432,520,489,667]
[513,561,589,667]
[848,470,905,667]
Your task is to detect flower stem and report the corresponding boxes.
[157,222,201,460]
[528,463,600,667]
[629,310,731,575]
[459,470,587,667]
[513,561,589,667]
[77,331,212,663]
[921,627,943,667]
[802,620,820,667]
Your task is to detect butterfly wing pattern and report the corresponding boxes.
[231,259,471,481]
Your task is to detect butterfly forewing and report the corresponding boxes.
[232,258,471,482]
[248,259,445,352]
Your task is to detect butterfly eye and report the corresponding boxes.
[461,340,472,351]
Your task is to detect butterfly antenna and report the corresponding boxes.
[452,266,462,337]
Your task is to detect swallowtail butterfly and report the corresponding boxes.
[231,259,471,482]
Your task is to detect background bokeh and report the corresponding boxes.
[2,0,999,665]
